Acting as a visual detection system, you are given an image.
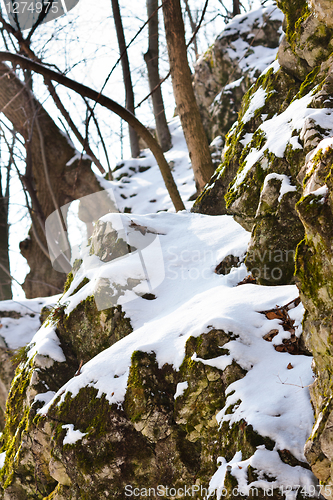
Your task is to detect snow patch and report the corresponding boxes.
[263,173,297,202]
[174,381,188,399]
[62,424,87,445]
[242,87,267,124]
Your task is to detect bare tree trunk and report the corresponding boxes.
[0,62,103,298]
[162,0,214,192]
[144,0,172,152]
[111,0,140,158]
[233,0,241,16]
[0,141,12,300]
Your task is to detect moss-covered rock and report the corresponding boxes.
[0,306,314,500]
[194,6,333,492]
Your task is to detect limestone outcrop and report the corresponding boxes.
[194,0,333,494]
[0,212,318,499]
[3,0,333,497]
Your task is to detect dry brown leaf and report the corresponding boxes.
[263,329,279,342]
[287,363,293,370]
[274,344,287,353]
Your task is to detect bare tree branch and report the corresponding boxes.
[0,52,185,211]
[0,13,106,174]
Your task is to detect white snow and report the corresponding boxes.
[66,151,91,167]
[262,173,297,202]
[309,185,328,200]
[209,448,317,500]
[28,322,66,363]
[219,3,284,78]
[0,451,6,470]
[239,133,253,147]
[233,87,333,191]
[0,296,59,350]
[97,117,195,215]
[62,424,87,446]
[174,381,188,400]
[224,76,244,91]
[34,391,56,406]
[242,87,267,124]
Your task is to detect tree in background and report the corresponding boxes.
[0,60,103,298]
[183,0,199,60]
[144,0,172,152]
[233,0,241,16]
[111,0,140,158]
[0,135,13,300]
[162,0,214,192]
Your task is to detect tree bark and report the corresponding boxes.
[233,0,241,16]
[0,62,103,298]
[162,0,214,192]
[111,0,140,158]
[144,0,172,152]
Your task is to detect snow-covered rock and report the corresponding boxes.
[193,2,283,142]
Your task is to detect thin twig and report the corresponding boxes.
[0,262,21,286]
[45,80,106,174]
[277,374,311,389]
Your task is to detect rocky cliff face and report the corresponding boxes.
[0,212,319,499]
[195,0,333,495]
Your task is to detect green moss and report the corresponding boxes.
[296,66,321,99]
[61,271,90,299]
[71,277,90,296]
[124,350,175,424]
[277,0,311,48]
[0,362,36,493]
[295,238,328,311]
[58,295,132,364]
[63,272,74,293]
[11,344,32,366]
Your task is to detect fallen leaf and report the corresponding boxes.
[267,309,286,320]
[263,329,279,342]
[274,344,287,353]
[287,363,293,370]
